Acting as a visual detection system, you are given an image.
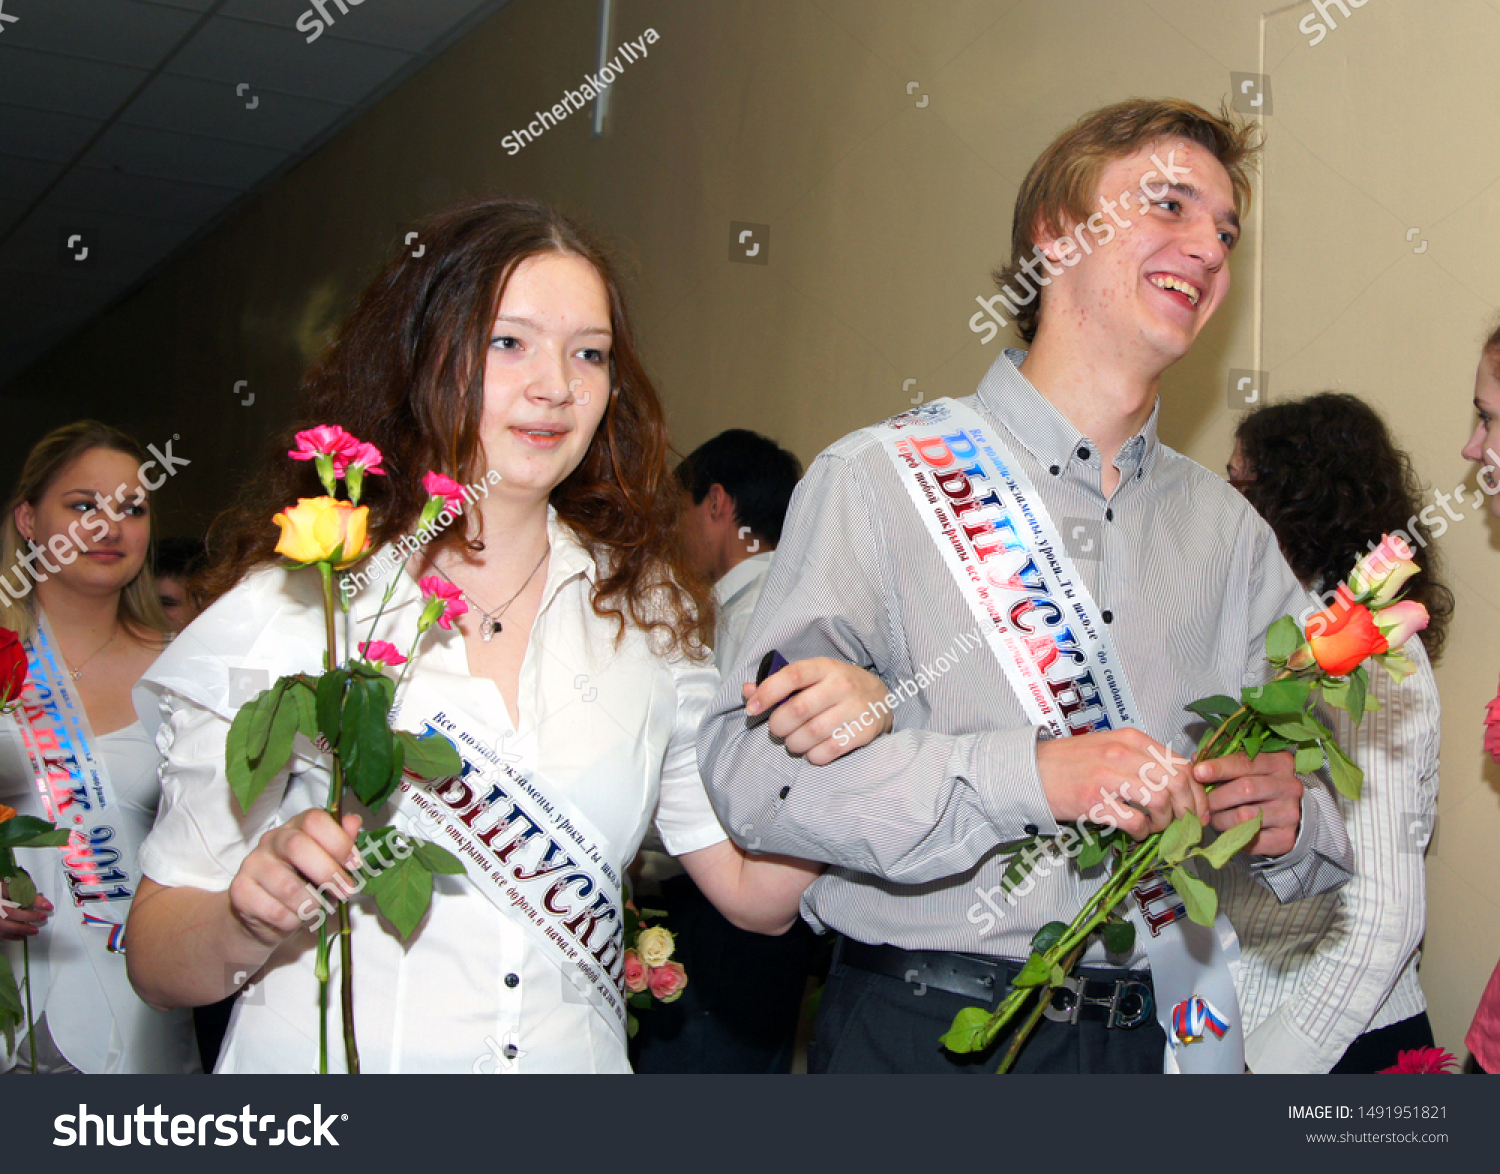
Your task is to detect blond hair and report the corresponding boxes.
[1,421,171,643]
[995,98,1261,343]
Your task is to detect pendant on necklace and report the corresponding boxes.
[70,670,81,681]
[482,619,501,641]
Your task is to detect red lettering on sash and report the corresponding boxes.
[912,435,955,469]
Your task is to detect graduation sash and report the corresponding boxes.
[877,397,1243,1073]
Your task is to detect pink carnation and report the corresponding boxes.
[1486,673,1500,766]
[422,471,466,509]
[417,576,468,631]
[647,961,688,1004]
[359,640,407,668]
[1377,1047,1458,1074]
[288,425,358,462]
[335,440,386,478]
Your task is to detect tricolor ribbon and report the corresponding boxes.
[1170,996,1229,1047]
[81,910,126,954]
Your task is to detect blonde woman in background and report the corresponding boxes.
[0,420,197,1073]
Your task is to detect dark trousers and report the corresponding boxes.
[809,948,1166,1074]
[1330,1012,1435,1074]
[629,873,817,1073]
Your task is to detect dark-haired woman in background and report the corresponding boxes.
[1215,392,1452,1073]
[122,199,858,1073]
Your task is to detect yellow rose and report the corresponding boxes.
[636,925,674,967]
[273,496,370,568]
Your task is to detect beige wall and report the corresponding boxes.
[6,0,1498,1059]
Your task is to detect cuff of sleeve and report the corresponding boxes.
[138,842,233,894]
[658,820,728,858]
[974,727,1059,840]
[1244,1003,1337,1074]
[1246,784,1316,879]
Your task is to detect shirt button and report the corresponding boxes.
[1024,824,1039,836]
[1102,609,1114,624]
[1077,447,1091,460]
[505,973,520,988]
[1105,508,1114,522]
[503,1043,519,1059]
[778,785,790,799]
[1049,464,1061,476]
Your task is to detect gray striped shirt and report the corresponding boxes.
[697,349,1353,968]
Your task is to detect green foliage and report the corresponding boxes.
[1185,695,1238,722]
[0,952,21,1055]
[340,676,397,808]
[395,729,463,780]
[226,680,302,811]
[363,852,434,940]
[1324,738,1364,801]
[0,816,70,850]
[1189,813,1263,869]
[1030,921,1068,954]
[1265,616,1301,662]
[1242,678,1313,717]
[1012,953,1053,989]
[1158,811,1203,865]
[1102,918,1136,955]
[1294,743,1326,774]
[412,839,463,876]
[940,1005,993,1054]
[1168,865,1218,927]
[7,867,35,908]
[316,669,349,747]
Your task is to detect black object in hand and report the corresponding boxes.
[746,650,791,728]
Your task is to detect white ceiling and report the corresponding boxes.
[0,0,512,386]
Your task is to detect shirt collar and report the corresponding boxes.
[975,347,1161,484]
[350,504,595,624]
[714,550,773,609]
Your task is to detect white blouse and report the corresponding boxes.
[1,716,197,1074]
[135,510,727,1073]
[1212,635,1440,1073]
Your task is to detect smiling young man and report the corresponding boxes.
[698,99,1354,1074]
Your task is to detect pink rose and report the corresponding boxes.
[624,948,649,994]
[416,577,468,632]
[1372,599,1429,651]
[647,961,688,1004]
[359,639,407,668]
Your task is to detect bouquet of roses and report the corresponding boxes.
[621,903,688,1036]
[225,426,471,1074]
[0,627,71,1072]
[941,535,1429,1072]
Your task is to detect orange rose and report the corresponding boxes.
[272,496,370,568]
[1295,588,1388,677]
[0,803,16,824]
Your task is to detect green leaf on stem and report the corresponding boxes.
[226,692,296,812]
[1294,743,1325,774]
[0,951,22,1054]
[1258,734,1291,754]
[1267,715,1322,742]
[1000,845,1039,895]
[341,678,396,808]
[1346,668,1367,725]
[1102,918,1136,955]
[0,816,70,850]
[1074,827,1110,870]
[1168,865,1218,926]
[1265,616,1301,662]
[7,867,35,908]
[1185,695,1239,721]
[1190,812,1263,869]
[245,678,291,759]
[363,853,434,940]
[1158,811,1203,865]
[286,676,319,742]
[940,1005,992,1054]
[1030,921,1068,954]
[1242,723,1267,759]
[412,839,464,876]
[1242,679,1313,717]
[1324,739,1364,801]
[628,992,651,1010]
[395,729,463,780]
[315,669,349,747]
[1012,953,1053,988]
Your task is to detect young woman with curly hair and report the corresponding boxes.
[1218,391,1452,1073]
[123,199,832,1073]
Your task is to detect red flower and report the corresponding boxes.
[358,640,407,668]
[421,471,465,509]
[0,626,29,710]
[334,440,386,478]
[416,577,468,633]
[1377,1047,1458,1074]
[288,425,359,463]
[1294,586,1388,677]
[623,949,649,994]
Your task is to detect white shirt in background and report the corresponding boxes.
[713,550,776,675]
[1213,635,1440,1073]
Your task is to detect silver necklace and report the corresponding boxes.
[68,625,118,681]
[423,546,548,641]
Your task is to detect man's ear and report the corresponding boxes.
[707,483,734,522]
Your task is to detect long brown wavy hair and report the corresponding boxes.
[204,198,713,655]
[1234,392,1453,663]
